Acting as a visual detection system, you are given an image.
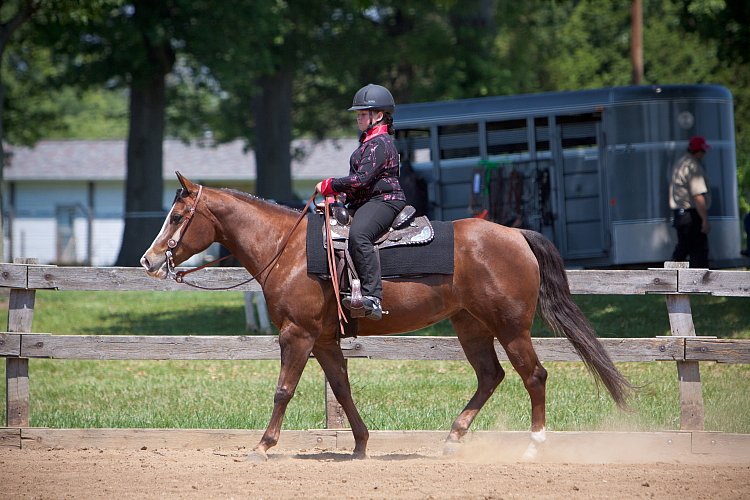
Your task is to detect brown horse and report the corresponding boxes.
[141,172,631,461]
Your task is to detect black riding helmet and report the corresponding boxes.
[348,84,395,113]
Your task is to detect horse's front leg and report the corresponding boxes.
[248,324,315,462]
[313,341,369,459]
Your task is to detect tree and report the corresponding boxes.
[678,0,750,211]
[115,0,176,266]
[179,1,352,202]
[0,0,39,261]
[33,1,196,265]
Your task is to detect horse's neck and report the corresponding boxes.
[208,191,299,277]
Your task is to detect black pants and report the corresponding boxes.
[672,209,709,268]
[349,199,406,299]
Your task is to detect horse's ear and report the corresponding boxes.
[175,171,198,194]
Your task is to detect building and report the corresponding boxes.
[3,138,355,265]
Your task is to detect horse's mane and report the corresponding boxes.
[220,188,304,217]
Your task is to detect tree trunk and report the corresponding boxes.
[114,75,168,266]
[252,68,295,202]
[114,0,175,266]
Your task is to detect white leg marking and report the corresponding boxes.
[521,427,546,461]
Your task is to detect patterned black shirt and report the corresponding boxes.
[331,125,406,210]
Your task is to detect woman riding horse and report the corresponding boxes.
[315,84,406,320]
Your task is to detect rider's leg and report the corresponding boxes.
[348,199,404,316]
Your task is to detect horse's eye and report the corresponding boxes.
[171,214,183,224]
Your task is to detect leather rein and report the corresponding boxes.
[164,185,316,291]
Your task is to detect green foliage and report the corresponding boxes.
[1,42,69,144]
[547,0,632,89]
[50,88,128,139]
[2,0,749,208]
[679,0,750,64]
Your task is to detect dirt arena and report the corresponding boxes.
[2,445,749,499]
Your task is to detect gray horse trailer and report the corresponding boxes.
[394,84,741,268]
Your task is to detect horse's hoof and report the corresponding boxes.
[443,440,463,456]
[352,450,368,460]
[521,428,546,461]
[246,450,268,462]
[521,443,538,461]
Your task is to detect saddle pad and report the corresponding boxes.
[306,213,454,277]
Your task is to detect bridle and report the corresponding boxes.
[164,185,208,282]
[163,184,316,290]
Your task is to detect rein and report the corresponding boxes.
[166,188,316,291]
[324,195,348,337]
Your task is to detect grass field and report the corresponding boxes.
[1,290,749,433]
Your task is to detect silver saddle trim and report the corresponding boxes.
[323,215,434,251]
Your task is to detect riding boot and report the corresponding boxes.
[362,296,382,321]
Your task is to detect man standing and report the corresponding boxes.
[669,136,711,268]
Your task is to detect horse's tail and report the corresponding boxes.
[520,229,633,409]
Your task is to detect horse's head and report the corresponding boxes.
[140,171,218,279]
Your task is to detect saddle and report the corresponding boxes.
[317,203,434,329]
[322,204,434,251]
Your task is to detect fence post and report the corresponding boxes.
[325,360,349,429]
[244,291,271,333]
[5,258,36,427]
[664,261,704,431]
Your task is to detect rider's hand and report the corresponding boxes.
[316,178,335,197]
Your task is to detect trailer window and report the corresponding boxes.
[558,112,601,149]
[486,119,528,155]
[438,123,479,159]
[396,128,432,163]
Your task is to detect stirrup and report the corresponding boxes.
[343,279,366,318]
[342,294,382,321]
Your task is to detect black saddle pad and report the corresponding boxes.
[306,213,454,277]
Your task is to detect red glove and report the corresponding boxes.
[316,178,337,196]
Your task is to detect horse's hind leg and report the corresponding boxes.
[445,311,505,452]
[312,341,369,459]
[496,330,548,459]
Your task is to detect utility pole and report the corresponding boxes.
[630,0,643,85]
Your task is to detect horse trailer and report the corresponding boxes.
[394,84,741,268]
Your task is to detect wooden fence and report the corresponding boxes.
[2,259,749,435]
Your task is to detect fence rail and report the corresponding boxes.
[2,260,749,433]
[1,263,748,295]
[2,333,748,363]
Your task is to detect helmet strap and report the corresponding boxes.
[364,110,384,132]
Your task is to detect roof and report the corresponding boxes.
[394,84,732,127]
[4,138,357,182]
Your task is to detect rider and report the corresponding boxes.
[316,84,406,320]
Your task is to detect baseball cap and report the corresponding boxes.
[688,136,710,153]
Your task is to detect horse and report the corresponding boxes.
[141,172,632,461]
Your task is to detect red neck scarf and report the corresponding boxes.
[361,124,389,143]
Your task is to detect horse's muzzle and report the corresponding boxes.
[140,253,167,279]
